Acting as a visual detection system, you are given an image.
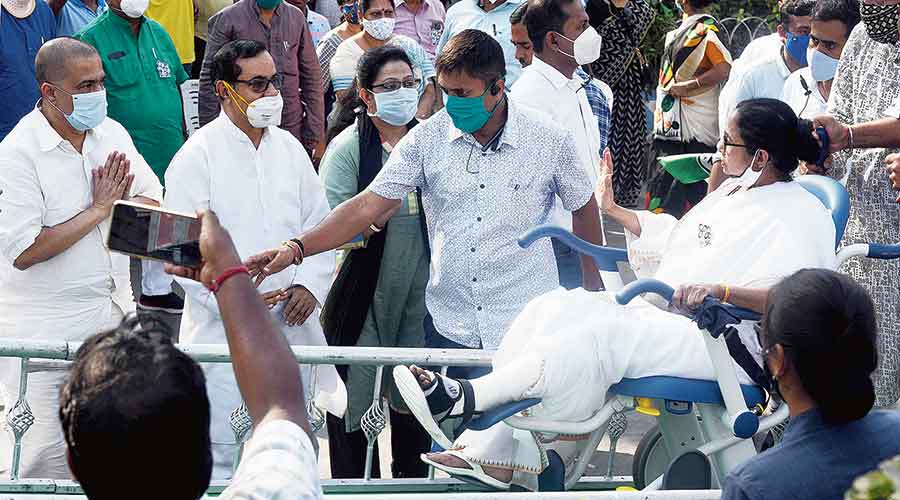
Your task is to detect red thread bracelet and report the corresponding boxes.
[208,265,249,293]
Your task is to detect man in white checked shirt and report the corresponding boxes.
[248,29,605,379]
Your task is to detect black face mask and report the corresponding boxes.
[861,3,900,45]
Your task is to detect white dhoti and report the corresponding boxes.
[0,302,126,479]
[453,288,755,488]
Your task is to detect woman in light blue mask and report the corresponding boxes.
[318,45,432,480]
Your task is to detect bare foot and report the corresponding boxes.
[409,365,434,389]
[426,452,513,483]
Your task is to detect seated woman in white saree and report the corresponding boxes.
[392,99,838,490]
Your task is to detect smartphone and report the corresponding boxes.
[108,201,203,268]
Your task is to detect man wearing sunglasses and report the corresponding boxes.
[163,39,346,479]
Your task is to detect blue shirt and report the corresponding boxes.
[576,67,611,155]
[56,0,107,37]
[0,2,57,141]
[723,408,900,500]
[436,0,522,86]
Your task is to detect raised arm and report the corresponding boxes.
[597,149,641,235]
[166,211,309,430]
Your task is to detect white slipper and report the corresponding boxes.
[393,365,454,449]
[421,449,512,491]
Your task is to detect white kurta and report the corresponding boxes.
[164,114,346,479]
[0,110,162,478]
[455,178,837,486]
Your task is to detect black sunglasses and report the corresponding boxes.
[234,74,283,94]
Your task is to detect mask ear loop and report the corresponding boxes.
[222,81,251,117]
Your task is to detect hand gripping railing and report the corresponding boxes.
[615,279,762,439]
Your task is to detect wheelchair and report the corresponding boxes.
[453,175,900,492]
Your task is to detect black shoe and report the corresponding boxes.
[138,293,184,314]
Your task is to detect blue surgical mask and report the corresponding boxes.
[785,32,811,67]
[49,86,108,131]
[369,86,418,126]
[341,3,359,24]
[808,47,839,82]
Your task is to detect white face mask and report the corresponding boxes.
[369,86,419,126]
[808,47,840,82]
[738,150,763,189]
[119,0,149,18]
[555,26,603,65]
[244,94,284,128]
[362,17,395,41]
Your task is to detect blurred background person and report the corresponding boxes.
[193,0,233,78]
[47,0,106,37]
[393,0,446,61]
[146,0,197,74]
[586,0,654,208]
[1,0,57,142]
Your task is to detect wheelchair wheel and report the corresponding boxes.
[632,424,671,489]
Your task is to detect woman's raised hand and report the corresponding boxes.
[596,148,617,213]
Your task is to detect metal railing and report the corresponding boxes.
[0,342,634,495]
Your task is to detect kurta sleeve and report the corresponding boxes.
[163,142,221,318]
[624,210,679,278]
[319,129,360,209]
[0,151,44,265]
[289,157,335,304]
[297,11,325,144]
[199,12,230,127]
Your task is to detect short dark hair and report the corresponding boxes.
[523,0,577,53]
[812,0,861,38]
[35,37,99,84]
[60,316,212,500]
[509,1,528,26]
[762,269,878,425]
[211,39,268,83]
[780,0,815,28]
[435,29,506,85]
[734,98,821,176]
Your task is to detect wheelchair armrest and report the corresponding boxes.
[868,243,900,260]
[467,398,542,431]
[518,224,627,273]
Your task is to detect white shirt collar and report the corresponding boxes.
[32,102,104,153]
[530,55,576,91]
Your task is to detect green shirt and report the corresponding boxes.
[77,11,187,182]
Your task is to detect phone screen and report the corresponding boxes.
[108,202,203,267]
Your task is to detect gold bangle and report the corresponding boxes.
[720,284,731,304]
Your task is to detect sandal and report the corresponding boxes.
[393,366,478,449]
[420,450,512,491]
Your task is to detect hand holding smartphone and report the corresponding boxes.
[107,201,203,268]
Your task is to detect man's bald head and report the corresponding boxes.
[35,37,100,85]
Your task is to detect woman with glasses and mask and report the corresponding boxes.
[721,269,900,500]
[319,46,432,479]
[318,0,364,130]
[390,99,838,490]
[329,0,437,124]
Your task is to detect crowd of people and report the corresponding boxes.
[2,0,900,497]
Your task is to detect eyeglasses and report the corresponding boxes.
[233,74,283,94]
[370,77,421,92]
[364,8,394,19]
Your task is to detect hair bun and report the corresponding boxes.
[794,118,821,165]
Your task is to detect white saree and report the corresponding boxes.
[164,115,347,479]
[454,178,837,488]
